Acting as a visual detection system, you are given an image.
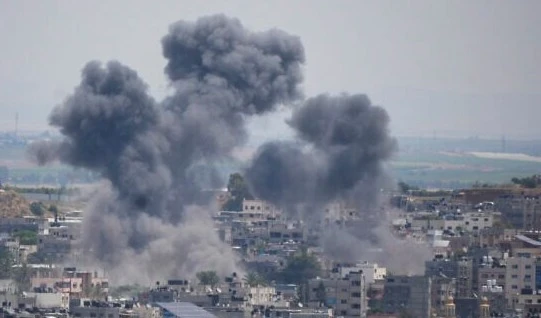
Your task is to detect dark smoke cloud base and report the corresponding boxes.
[29,14,426,283]
[30,14,305,284]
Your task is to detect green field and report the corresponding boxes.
[392,151,540,188]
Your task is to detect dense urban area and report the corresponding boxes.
[3,133,541,318]
[2,5,541,318]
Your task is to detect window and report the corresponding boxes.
[341,299,347,304]
[90,314,96,318]
[498,274,505,279]
[512,275,518,279]
[351,304,361,309]
[526,265,532,269]
[512,265,518,269]
[351,292,361,297]
[512,285,518,289]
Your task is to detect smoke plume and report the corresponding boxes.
[29,14,305,284]
[246,93,397,209]
[245,94,428,270]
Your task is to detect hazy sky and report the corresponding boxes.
[1,1,541,139]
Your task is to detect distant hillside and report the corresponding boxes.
[0,190,31,217]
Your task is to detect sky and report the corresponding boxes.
[1,0,541,140]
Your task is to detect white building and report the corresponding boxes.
[337,262,386,285]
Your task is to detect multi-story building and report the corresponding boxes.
[462,212,494,232]
[456,259,473,298]
[334,262,386,285]
[496,195,541,230]
[307,271,367,318]
[523,196,541,230]
[382,276,431,318]
[504,255,537,308]
[242,199,282,219]
[430,276,455,316]
[478,266,506,293]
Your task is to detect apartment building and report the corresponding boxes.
[335,262,386,285]
[504,255,537,308]
[382,276,431,318]
[307,271,367,318]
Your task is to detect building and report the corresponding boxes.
[456,259,473,298]
[504,254,537,308]
[156,302,218,318]
[334,262,386,285]
[307,271,367,318]
[382,276,431,318]
[70,303,120,318]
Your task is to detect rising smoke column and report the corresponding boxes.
[246,94,402,262]
[160,14,305,206]
[29,14,305,283]
[247,93,397,208]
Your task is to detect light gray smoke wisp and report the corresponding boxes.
[29,15,305,284]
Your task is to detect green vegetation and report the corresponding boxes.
[392,151,541,188]
[398,181,420,194]
[12,230,38,245]
[12,262,31,292]
[243,272,268,287]
[275,249,321,285]
[223,173,253,211]
[196,271,220,287]
[0,248,14,279]
[109,284,146,298]
[29,202,45,216]
[0,249,32,292]
[48,204,58,215]
[511,175,541,188]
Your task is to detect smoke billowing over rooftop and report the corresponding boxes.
[29,14,419,281]
[29,14,305,283]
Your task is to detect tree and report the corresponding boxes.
[12,262,31,293]
[397,181,419,194]
[0,248,14,279]
[511,175,540,189]
[29,202,45,216]
[243,272,268,287]
[278,250,321,285]
[223,173,253,211]
[196,271,220,287]
[13,230,38,245]
[48,204,58,214]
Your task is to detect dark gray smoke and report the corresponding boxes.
[246,93,397,207]
[29,14,305,283]
[245,94,405,263]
